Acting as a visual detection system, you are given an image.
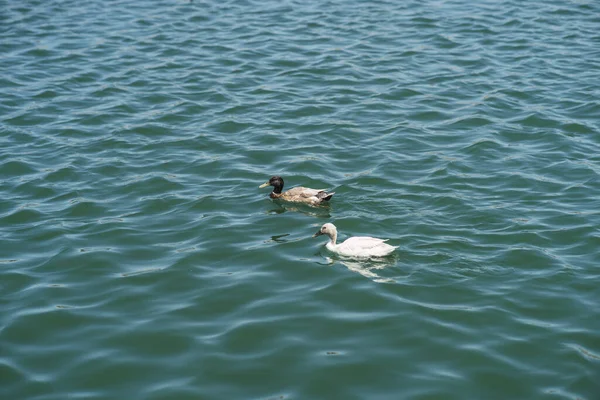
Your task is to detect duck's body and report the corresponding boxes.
[313,223,397,258]
[271,186,333,204]
[260,176,334,206]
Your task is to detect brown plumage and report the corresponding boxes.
[259,176,335,206]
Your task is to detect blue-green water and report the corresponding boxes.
[2,0,599,398]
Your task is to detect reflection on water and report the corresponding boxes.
[267,201,332,218]
[324,256,396,283]
[264,233,291,244]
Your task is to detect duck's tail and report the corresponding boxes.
[317,191,335,202]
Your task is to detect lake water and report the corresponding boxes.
[1,0,599,399]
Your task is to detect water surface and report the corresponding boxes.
[1,0,599,399]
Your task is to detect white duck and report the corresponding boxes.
[313,223,397,258]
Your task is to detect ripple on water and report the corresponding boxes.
[1,0,600,399]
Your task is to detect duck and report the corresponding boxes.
[313,223,397,258]
[259,176,334,206]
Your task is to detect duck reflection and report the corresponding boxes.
[267,201,331,218]
[322,256,397,283]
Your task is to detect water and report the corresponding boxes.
[1,0,599,398]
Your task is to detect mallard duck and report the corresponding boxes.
[313,223,397,257]
[259,176,334,206]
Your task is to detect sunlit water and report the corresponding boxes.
[1,0,599,399]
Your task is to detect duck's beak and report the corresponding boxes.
[259,182,270,189]
[313,230,323,238]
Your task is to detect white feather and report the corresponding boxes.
[315,223,397,258]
